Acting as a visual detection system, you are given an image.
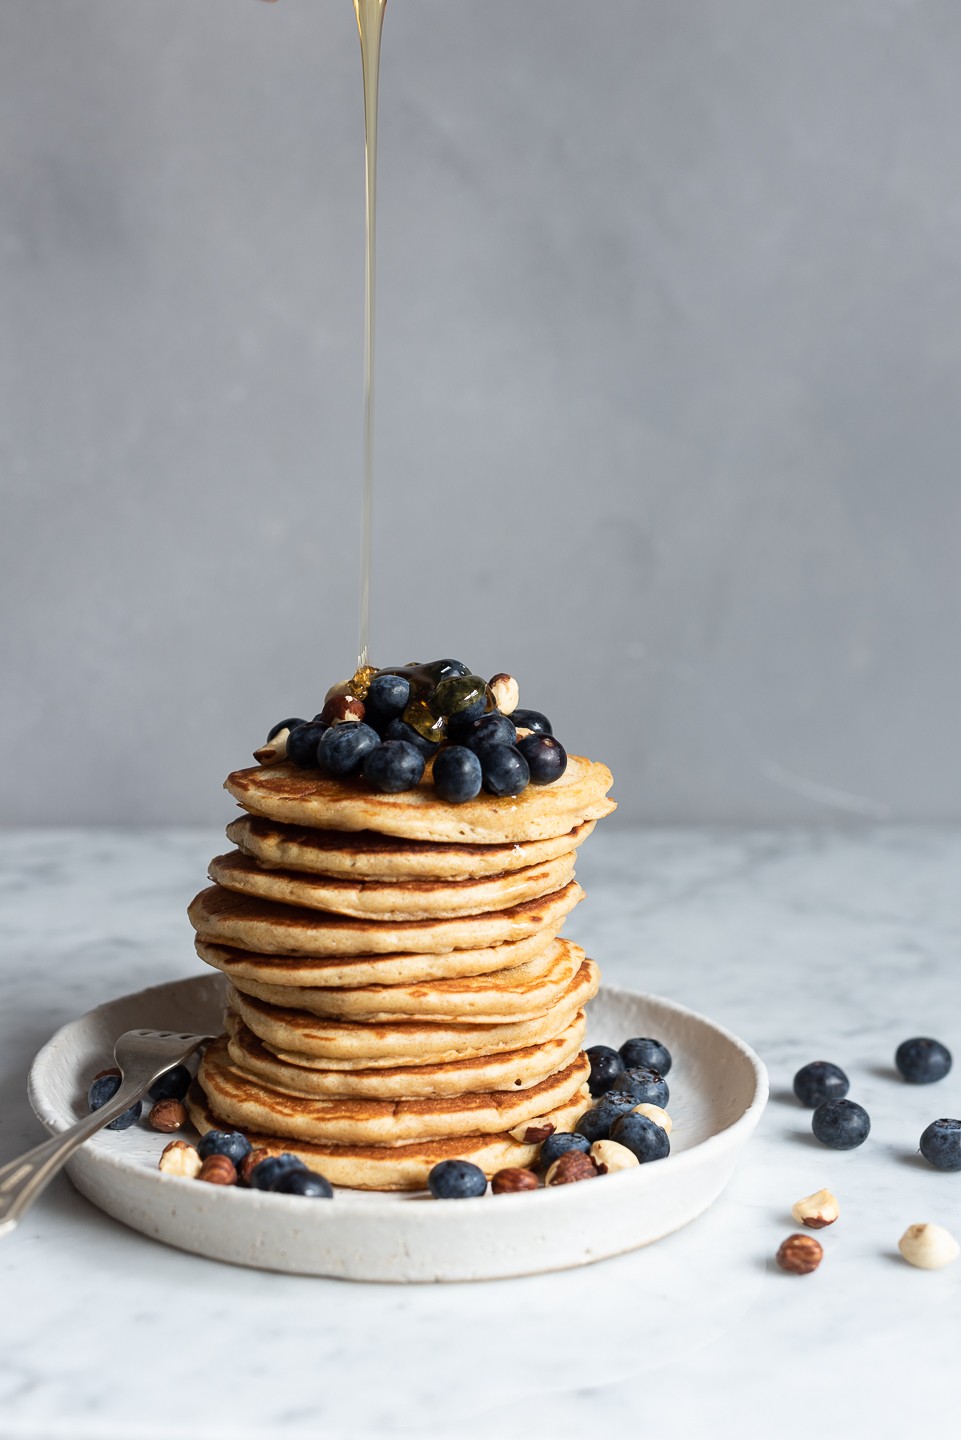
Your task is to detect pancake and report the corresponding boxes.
[223,1009,588,1098]
[188,881,584,958]
[186,1079,592,1190]
[196,1036,590,1144]
[208,848,577,920]
[224,754,615,844]
[223,938,583,1023]
[195,923,566,989]
[227,959,600,1066]
[226,814,597,880]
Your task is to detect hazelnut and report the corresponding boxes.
[149,1099,187,1133]
[631,1103,672,1134]
[198,1154,238,1186]
[93,1066,121,1081]
[491,1167,539,1194]
[776,1233,823,1274]
[791,1187,840,1229]
[898,1222,960,1270]
[254,729,290,765]
[324,679,353,702]
[509,1120,556,1144]
[545,1150,599,1186]
[158,1140,203,1179]
[589,1139,640,1174]
[489,673,519,715]
[321,695,366,726]
[239,1147,271,1186]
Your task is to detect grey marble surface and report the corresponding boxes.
[1,825,960,1439]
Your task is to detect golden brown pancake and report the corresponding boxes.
[224,754,615,844]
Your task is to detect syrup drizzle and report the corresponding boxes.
[354,0,388,671]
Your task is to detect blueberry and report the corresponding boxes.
[811,1098,870,1150]
[420,659,471,684]
[148,1064,192,1102]
[286,720,329,768]
[276,1169,334,1198]
[619,1037,672,1077]
[268,716,306,742]
[512,708,552,736]
[432,745,483,803]
[616,1067,669,1108]
[539,1132,592,1169]
[918,1118,961,1171]
[895,1037,953,1085]
[362,740,425,793]
[87,1072,142,1130]
[575,1092,638,1144]
[610,1113,671,1163]
[427,1159,488,1199]
[364,674,411,731]
[793,1060,850,1108]
[317,721,380,777]
[585,1044,624,1097]
[516,734,567,785]
[477,743,530,798]
[248,1153,307,1191]
[432,674,488,722]
[466,713,517,751]
[197,1130,253,1165]
[384,717,440,760]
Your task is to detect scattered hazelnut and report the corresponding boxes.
[776,1233,823,1274]
[198,1154,238,1186]
[791,1187,840,1229]
[321,695,366,726]
[545,1150,599,1186]
[491,1167,540,1194]
[149,1099,187,1133]
[631,1103,672,1134]
[239,1147,271,1186]
[158,1140,203,1179]
[509,1120,556,1144]
[489,673,519,715]
[589,1139,640,1175]
[898,1222,960,1270]
[254,729,290,765]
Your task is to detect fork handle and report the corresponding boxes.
[0,1082,148,1237]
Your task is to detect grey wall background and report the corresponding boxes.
[2,0,960,825]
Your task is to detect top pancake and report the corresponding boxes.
[224,754,615,844]
[225,815,598,881]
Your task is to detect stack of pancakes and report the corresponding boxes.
[186,753,615,1190]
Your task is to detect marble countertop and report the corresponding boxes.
[2,826,960,1440]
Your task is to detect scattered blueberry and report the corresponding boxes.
[432,745,483,803]
[364,674,411,731]
[616,1067,669,1108]
[516,733,567,785]
[585,1044,624,1097]
[318,721,381,777]
[918,1118,961,1171]
[619,1038,672,1077]
[512,708,553,736]
[87,1072,142,1130]
[610,1112,671,1163]
[793,1060,850,1108]
[575,1092,638,1144]
[432,674,488,722]
[539,1132,592,1169]
[197,1130,253,1166]
[895,1037,953,1085]
[148,1064,192,1103]
[268,716,306,741]
[467,713,517,750]
[276,1169,334,1198]
[478,743,530,798]
[362,740,425,793]
[811,1098,870,1150]
[384,717,440,760]
[286,720,329,767]
[248,1153,308,1191]
[427,1159,488,1199]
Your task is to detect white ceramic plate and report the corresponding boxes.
[27,976,767,1282]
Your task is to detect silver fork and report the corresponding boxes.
[0,1028,212,1238]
